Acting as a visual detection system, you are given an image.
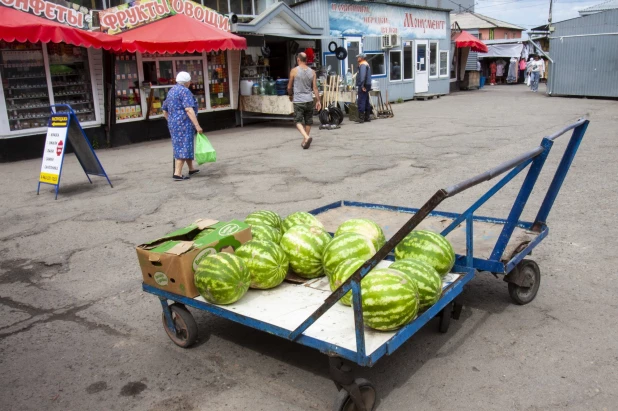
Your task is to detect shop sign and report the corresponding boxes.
[99,0,230,35]
[0,0,91,29]
[329,0,447,40]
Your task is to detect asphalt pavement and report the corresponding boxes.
[1,83,617,411]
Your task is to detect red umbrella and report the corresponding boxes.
[117,14,246,54]
[0,7,122,50]
[453,31,488,53]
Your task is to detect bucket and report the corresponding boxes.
[479,76,486,89]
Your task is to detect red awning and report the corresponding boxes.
[117,14,247,54]
[453,31,488,53]
[0,7,122,50]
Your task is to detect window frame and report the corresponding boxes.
[388,49,403,83]
[403,40,414,81]
[364,52,386,78]
[439,50,449,78]
[429,41,439,79]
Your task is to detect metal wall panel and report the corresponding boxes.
[290,0,330,30]
[548,10,618,97]
[465,30,479,71]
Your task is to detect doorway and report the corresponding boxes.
[415,41,429,93]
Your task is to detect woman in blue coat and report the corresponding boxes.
[162,71,203,181]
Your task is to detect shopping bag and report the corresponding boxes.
[195,132,216,165]
[525,75,531,86]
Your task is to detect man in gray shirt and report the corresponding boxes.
[288,52,321,149]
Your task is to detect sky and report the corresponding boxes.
[470,0,602,29]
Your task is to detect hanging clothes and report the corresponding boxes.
[507,57,518,83]
[496,59,506,77]
[489,61,497,85]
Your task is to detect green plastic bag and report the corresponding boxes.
[195,132,216,165]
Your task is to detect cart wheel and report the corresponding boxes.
[439,303,452,333]
[333,378,377,411]
[508,260,541,305]
[162,303,198,348]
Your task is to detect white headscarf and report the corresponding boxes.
[176,71,191,84]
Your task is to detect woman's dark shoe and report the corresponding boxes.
[189,169,200,175]
[173,175,190,181]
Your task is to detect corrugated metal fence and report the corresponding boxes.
[548,9,618,98]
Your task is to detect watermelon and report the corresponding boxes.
[323,232,376,279]
[282,211,324,233]
[193,227,215,242]
[335,218,386,250]
[280,224,332,278]
[330,258,366,306]
[194,253,250,305]
[394,230,455,276]
[361,268,419,331]
[235,240,289,289]
[389,259,442,311]
[245,210,282,231]
[250,224,282,244]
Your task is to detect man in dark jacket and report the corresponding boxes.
[355,53,372,123]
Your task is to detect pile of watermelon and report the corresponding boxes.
[193,209,456,332]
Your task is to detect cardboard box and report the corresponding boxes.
[137,219,252,297]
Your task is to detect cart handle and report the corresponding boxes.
[445,118,587,197]
[289,118,590,347]
[49,104,75,114]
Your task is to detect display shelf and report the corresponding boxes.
[1,43,50,131]
[114,52,141,121]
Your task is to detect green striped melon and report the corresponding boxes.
[394,230,455,276]
[235,240,289,289]
[282,211,324,233]
[330,258,366,306]
[390,259,443,311]
[194,253,250,305]
[193,227,215,242]
[323,232,376,279]
[245,210,282,231]
[335,218,386,250]
[250,224,282,244]
[361,268,419,331]
[280,224,332,278]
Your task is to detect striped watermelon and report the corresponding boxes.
[193,227,215,242]
[250,224,282,244]
[361,268,419,331]
[335,219,386,250]
[194,253,250,305]
[235,240,289,289]
[245,210,282,231]
[389,259,443,311]
[330,258,366,306]
[394,230,455,276]
[323,232,376,279]
[280,224,332,278]
[282,211,324,233]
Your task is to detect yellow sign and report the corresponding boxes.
[39,172,59,184]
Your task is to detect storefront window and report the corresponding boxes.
[176,59,206,111]
[403,42,413,81]
[366,53,385,76]
[439,51,449,77]
[389,50,402,81]
[1,42,50,131]
[229,0,253,15]
[47,44,96,123]
[114,53,141,121]
[429,42,438,78]
[207,51,230,109]
[203,0,229,14]
[323,54,340,76]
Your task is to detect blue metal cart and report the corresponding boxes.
[143,119,589,411]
